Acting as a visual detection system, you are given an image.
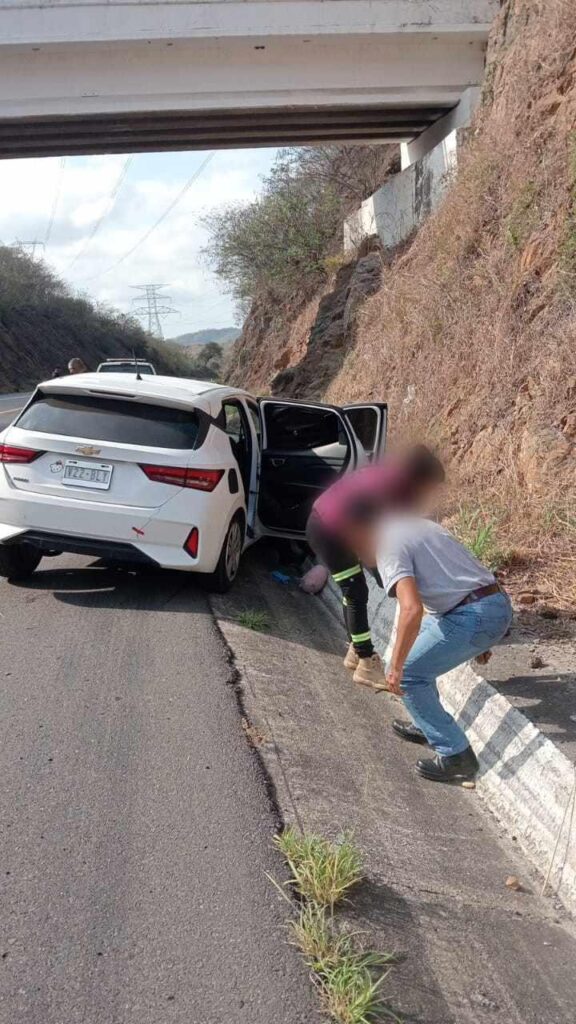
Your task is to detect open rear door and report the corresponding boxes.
[257,399,357,536]
[342,403,387,461]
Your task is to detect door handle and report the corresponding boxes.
[271,457,286,467]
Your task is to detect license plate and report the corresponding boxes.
[62,459,113,490]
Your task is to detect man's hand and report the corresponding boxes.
[386,577,423,693]
[385,667,403,695]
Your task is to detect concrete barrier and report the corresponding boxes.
[321,574,576,911]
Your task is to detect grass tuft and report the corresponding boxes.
[273,830,399,1022]
[235,609,271,632]
[291,903,399,1023]
[275,828,363,910]
[452,506,509,571]
[319,948,399,1024]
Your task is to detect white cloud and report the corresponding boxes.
[0,148,276,337]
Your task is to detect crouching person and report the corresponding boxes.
[378,515,513,783]
[306,447,445,691]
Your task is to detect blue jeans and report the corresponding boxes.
[401,592,513,757]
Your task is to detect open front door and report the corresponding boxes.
[257,399,357,536]
[342,403,388,461]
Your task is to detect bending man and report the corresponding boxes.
[378,515,513,783]
[306,447,445,691]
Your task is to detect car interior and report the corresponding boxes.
[257,403,351,532]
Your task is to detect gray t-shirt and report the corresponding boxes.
[377,516,495,615]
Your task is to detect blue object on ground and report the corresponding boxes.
[271,570,292,585]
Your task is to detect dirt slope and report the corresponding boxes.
[228,0,576,607]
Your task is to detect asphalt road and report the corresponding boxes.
[0,558,318,1024]
[0,392,31,431]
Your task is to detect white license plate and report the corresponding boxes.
[62,459,113,490]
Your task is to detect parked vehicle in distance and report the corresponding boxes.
[97,359,156,375]
[0,373,387,591]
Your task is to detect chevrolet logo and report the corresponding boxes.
[75,445,101,456]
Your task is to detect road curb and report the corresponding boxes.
[321,575,576,912]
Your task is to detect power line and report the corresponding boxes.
[80,152,215,284]
[64,155,134,272]
[44,157,66,246]
[131,283,178,340]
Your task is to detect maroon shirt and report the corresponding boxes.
[312,458,413,537]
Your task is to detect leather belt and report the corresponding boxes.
[452,582,502,611]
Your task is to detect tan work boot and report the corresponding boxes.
[353,653,388,692]
[343,643,360,671]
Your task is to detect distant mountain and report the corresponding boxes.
[170,327,240,348]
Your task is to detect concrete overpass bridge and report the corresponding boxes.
[0,0,496,158]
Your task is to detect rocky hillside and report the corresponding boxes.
[0,246,194,391]
[226,239,384,398]
[227,0,576,609]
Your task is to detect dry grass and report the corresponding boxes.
[275,828,363,911]
[272,831,399,1023]
[325,0,576,607]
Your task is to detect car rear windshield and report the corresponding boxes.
[16,394,200,448]
[99,363,154,374]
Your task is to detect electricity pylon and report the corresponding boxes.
[15,240,46,259]
[131,284,177,339]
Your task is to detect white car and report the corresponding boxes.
[97,359,156,375]
[0,374,387,591]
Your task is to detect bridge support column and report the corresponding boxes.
[400,86,481,169]
[344,87,482,254]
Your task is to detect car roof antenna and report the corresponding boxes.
[132,349,142,381]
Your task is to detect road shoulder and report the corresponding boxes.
[213,554,576,1024]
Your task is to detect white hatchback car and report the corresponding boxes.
[0,374,387,591]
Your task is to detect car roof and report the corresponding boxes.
[38,373,251,413]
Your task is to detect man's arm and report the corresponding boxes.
[386,576,424,695]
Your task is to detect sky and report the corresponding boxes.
[0,148,278,338]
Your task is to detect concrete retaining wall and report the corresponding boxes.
[344,130,459,252]
[321,575,576,911]
[344,87,480,254]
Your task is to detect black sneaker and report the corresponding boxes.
[416,746,479,783]
[392,720,428,745]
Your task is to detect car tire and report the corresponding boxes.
[203,512,245,594]
[0,543,42,581]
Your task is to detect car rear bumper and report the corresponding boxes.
[6,529,158,567]
[0,488,232,572]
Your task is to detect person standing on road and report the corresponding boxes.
[378,516,513,783]
[67,357,88,375]
[306,447,445,691]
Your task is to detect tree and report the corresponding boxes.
[202,145,398,308]
[188,341,224,381]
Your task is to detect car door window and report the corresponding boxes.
[342,404,387,459]
[246,401,262,449]
[264,404,348,459]
[222,400,251,493]
[345,407,379,454]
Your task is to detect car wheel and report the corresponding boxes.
[203,513,245,594]
[0,543,42,581]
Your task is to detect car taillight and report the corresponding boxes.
[0,444,44,464]
[184,528,199,558]
[140,465,224,492]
